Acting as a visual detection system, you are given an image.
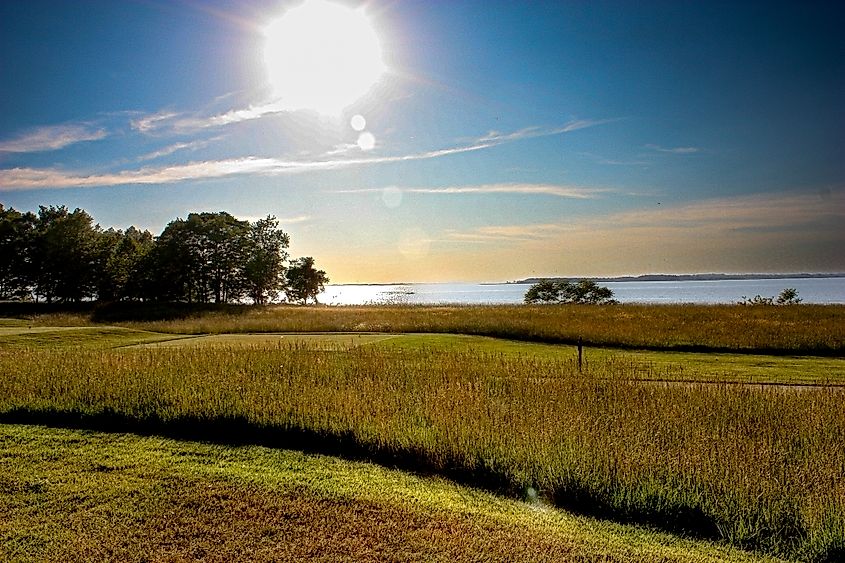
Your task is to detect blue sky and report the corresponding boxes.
[1,0,843,282]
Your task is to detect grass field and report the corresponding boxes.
[3,322,842,385]
[1,424,780,563]
[1,307,843,561]
[9,302,844,355]
[1,335,843,560]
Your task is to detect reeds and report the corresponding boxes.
[1,343,842,560]
[106,303,844,354]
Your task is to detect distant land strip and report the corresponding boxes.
[511,273,845,284]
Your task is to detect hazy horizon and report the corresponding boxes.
[1,1,843,283]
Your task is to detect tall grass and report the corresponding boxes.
[1,343,842,560]
[107,304,845,354]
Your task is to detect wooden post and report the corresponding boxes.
[577,337,583,373]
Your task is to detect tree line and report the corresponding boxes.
[0,205,328,304]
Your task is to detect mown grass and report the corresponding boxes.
[0,325,185,349]
[0,424,779,563]
[1,344,842,560]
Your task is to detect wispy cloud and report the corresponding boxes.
[441,189,845,245]
[130,100,291,135]
[136,137,223,162]
[443,223,570,243]
[476,119,613,145]
[0,123,107,153]
[646,144,700,154]
[0,122,606,190]
[577,151,648,166]
[235,213,312,225]
[335,183,609,199]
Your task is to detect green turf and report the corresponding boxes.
[135,332,398,349]
[0,325,188,349]
[0,424,779,562]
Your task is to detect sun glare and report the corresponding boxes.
[263,0,386,115]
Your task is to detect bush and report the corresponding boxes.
[739,288,802,306]
[525,279,616,304]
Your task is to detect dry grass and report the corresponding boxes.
[1,344,842,560]
[99,303,845,354]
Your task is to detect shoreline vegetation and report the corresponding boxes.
[2,301,842,355]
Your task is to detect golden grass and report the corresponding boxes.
[100,303,845,354]
[1,344,842,560]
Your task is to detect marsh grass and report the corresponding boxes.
[19,303,841,354]
[1,343,842,560]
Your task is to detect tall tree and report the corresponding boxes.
[0,205,36,300]
[95,226,154,301]
[285,257,329,304]
[197,212,251,304]
[146,212,251,304]
[143,217,198,302]
[31,206,101,303]
[243,216,290,305]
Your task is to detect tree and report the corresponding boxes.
[0,205,36,300]
[739,288,802,306]
[95,226,154,301]
[146,212,251,303]
[776,288,802,305]
[523,280,560,304]
[285,257,329,304]
[31,206,101,303]
[524,279,616,304]
[243,216,290,304]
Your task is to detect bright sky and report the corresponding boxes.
[1,0,843,282]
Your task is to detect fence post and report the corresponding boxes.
[577,337,583,373]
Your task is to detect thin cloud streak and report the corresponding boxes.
[136,137,223,162]
[646,144,700,154]
[0,123,107,153]
[131,100,291,134]
[236,213,312,225]
[336,183,608,199]
[0,122,606,190]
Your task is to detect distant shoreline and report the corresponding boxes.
[510,273,845,284]
[328,274,845,286]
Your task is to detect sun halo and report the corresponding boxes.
[263,0,386,115]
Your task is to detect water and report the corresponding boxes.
[319,277,845,305]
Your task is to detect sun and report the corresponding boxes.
[263,0,386,115]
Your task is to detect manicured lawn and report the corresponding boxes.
[0,325,187,349]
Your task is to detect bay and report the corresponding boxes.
[319,277,845,305]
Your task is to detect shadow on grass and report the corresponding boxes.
[90,302,260,322]
[0,301,260,323]
[2,406,827,560]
